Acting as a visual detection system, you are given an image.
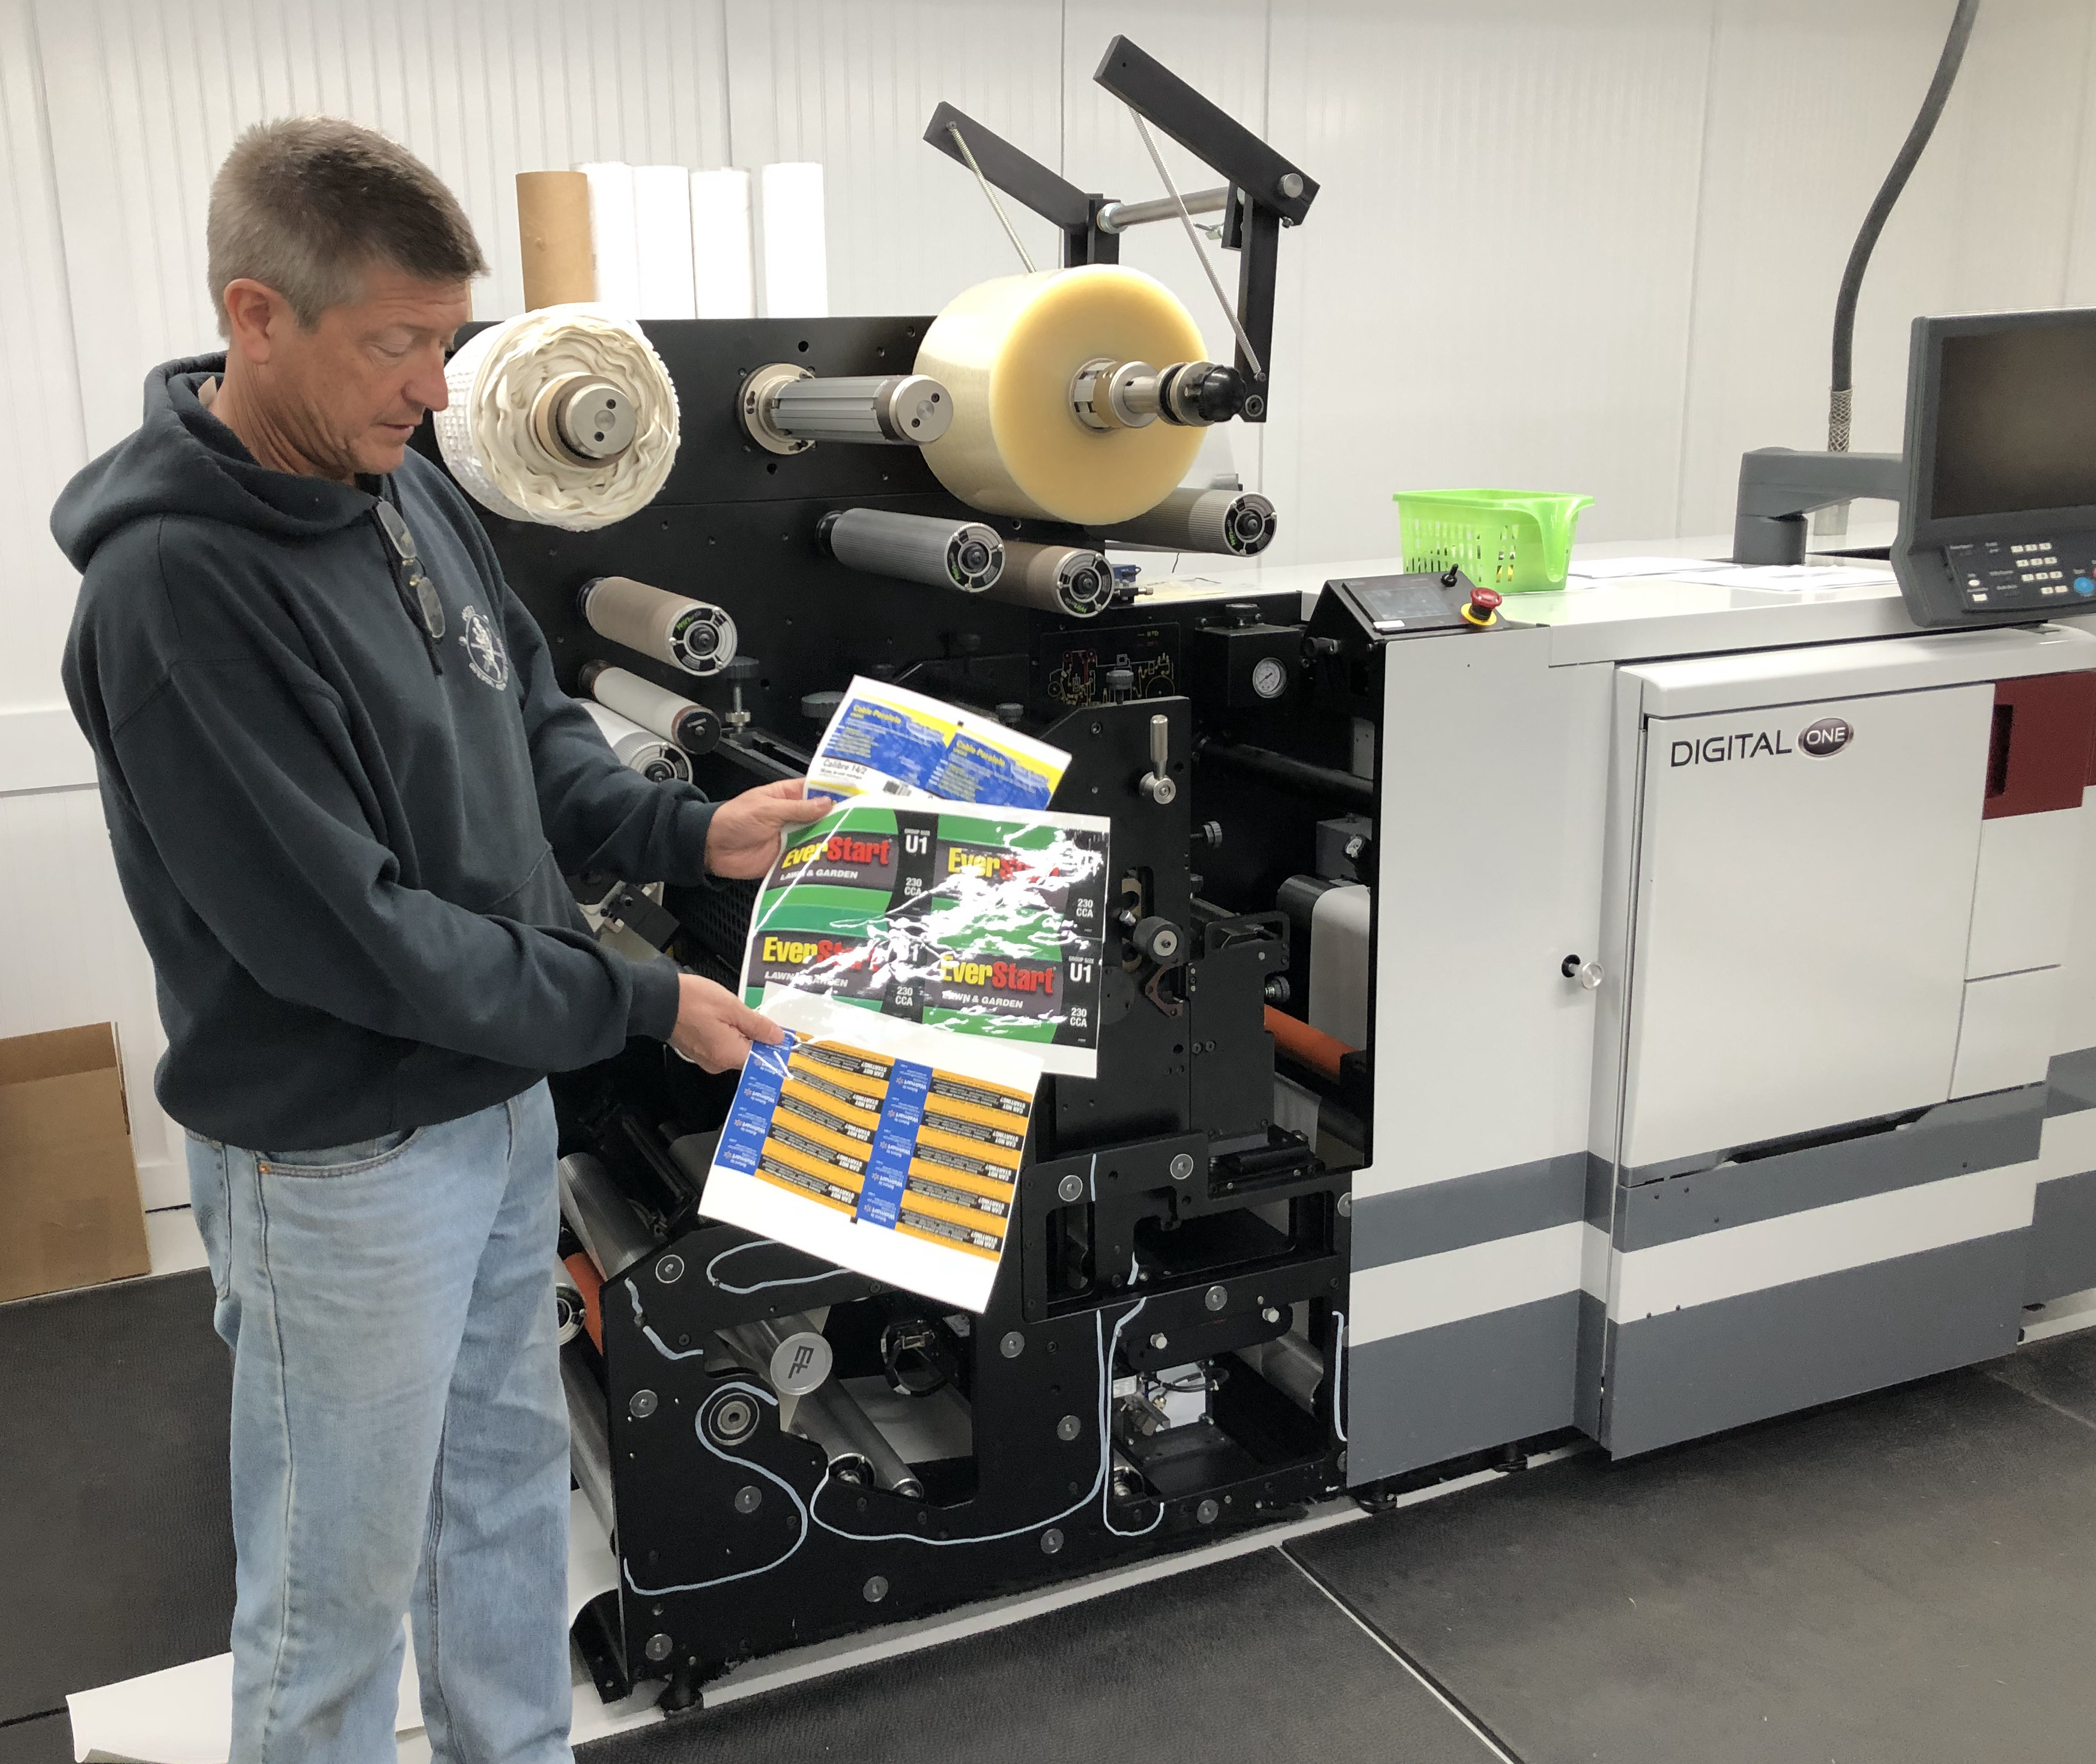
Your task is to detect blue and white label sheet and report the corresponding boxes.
[701,989,1044,1312]
[804,676,1070,811]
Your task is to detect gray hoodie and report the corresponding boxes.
[56,354,701,1150]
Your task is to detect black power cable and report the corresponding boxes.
[1828,0,1983,452]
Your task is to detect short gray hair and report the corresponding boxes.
[206,118,487,337]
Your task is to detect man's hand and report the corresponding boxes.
[669,973,783,1072]
[704,778,829,879]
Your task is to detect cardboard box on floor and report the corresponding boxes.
[0,1022,150,1302]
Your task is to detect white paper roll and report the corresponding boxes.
[578,163,640,317]
[588,665,704,748]
[760,162,829,319]
[913,266,1207,525]
[692,168,756,319]
[632,165,697,319]
[583,700,691,783]
[433,305,679,531]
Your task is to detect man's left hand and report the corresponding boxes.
[704,778,830,878]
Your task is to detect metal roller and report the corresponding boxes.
[1069,358,1246,429]
[1092,485,1276,557]
[557,1152,657,1280]
[1237,1331,1326,1415]
[739,365,954,454]
[577,661,722,757]
[818,507,1004,593]
[581,701,691,785]
[560,1339,617,1541]
[577,575,738,677]
[790,1382,927,1499]
[982,540,1115,618]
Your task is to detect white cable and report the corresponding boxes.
[706,1237,852,1297]
[1127,109,1265,382]
[1330,1309,1348,1444]
[433,303,679,531]
[947,124,1038,274]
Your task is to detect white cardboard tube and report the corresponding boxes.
[632,165,697,319]
[578,163,640,317]
[692,168,756,319]
[760,162,829,318]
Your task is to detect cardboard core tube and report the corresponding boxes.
[516,171,596,309]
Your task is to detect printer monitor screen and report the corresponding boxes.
[1931,317,2096,521]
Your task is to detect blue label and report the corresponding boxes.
[827,700,950,791]
[716,1032,796,1174]
[929,731,1055,809]
[855,1058,931,1227]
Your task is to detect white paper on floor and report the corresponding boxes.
[68,1493,628,1761]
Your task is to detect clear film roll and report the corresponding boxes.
[914,266,1207,525]
[434,304,679,531]
[577,576,737,676]
[987,540,1114,618]
[583,701,691,784]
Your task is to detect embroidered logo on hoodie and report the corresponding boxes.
[458,604,509,689]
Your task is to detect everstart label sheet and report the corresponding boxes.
[738,799,1110,1078]
[701,991,1041,1311]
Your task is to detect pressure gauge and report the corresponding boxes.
[1250,656,1289,700]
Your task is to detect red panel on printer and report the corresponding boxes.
[1983,671,2096,818]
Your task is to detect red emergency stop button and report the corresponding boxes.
[1461,585,1503,627]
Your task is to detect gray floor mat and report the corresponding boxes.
[0,1271,234,1722]
[0,1714,73,1764]
[1986,1323,2096,1425]
[580,1548,1500,1764]
[1288,1359,2096,1764]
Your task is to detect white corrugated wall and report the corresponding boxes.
[4,0,2095,1205]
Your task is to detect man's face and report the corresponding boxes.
[228,265,471,479]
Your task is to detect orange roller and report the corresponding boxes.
[563,1250,604,1352]
[1264,1006,1356,1083]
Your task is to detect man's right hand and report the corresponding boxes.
[668,973,783,1072]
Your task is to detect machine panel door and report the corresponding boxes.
[1617,683,1991,1171]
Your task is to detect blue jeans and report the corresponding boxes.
[186,1083,572,1763]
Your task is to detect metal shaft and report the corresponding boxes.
[561,1340,617,1541]
[1238,1332,1326,1414]
[1096,186,1229,234]
[557,1152,656,1280]
[1198,740,1375,812]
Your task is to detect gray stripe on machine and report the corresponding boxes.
[1351,1152,1587,1271]
[2046,1045,2096,1117]
[1346,1291,1580,1484]
[1584,1152,1615,1230]
[1601,1230,2026,1458]
[2028,1167,2096,1304]
[1614,1087,2043,1254]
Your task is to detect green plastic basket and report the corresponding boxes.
[1395,489,1595,592]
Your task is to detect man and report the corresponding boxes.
[55,119,822,1760]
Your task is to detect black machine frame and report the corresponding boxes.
[418,41,1410,1709]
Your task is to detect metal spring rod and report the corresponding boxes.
[1127,109,1264,382]
[947,123,1037,274]
[1096,186,1229,234]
